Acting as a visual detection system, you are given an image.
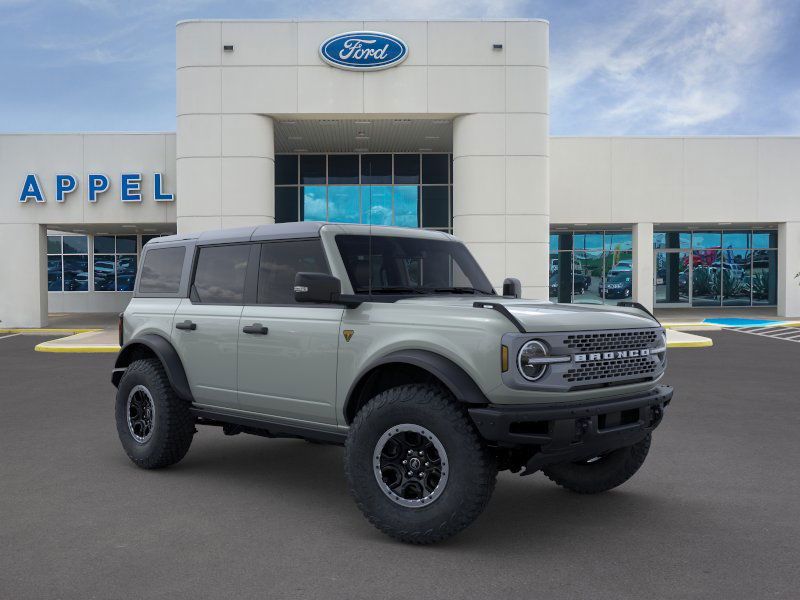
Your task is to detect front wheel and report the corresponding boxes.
[542,434,651,494]
[345,384,497,544]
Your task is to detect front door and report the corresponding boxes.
[171,243,252,410]
[237,239,343,425]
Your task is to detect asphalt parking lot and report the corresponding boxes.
[1,330,799,599]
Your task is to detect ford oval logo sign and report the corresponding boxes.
[319,31,408,71]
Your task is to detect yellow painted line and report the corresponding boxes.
[661,322,717,329]
[0,328,101,334]
[667,338,713,348]
[34,343,120,354]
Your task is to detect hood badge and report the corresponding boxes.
[343,330,355,342]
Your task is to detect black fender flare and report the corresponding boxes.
[344,349,489,422]
[111,334,193,402]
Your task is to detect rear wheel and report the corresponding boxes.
[542,434,651,494]
[345,383,497,544]
[115,358,194,469]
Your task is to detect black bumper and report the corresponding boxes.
[468,385,673,474]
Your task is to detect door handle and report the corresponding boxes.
[242,323,269,335]
[175,320,197,331]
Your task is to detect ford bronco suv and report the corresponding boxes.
[113,223,672,544]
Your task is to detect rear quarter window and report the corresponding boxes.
[138,246,186,294]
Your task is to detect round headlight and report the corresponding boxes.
[518,340,549,381]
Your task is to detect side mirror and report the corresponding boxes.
[294,272,342,304]
[502,277,522,299]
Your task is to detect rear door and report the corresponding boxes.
[171,243,255,410]
[237,239,343,425]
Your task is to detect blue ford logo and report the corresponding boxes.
[319,31,408,71]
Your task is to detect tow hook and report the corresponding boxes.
[574,417,590,441]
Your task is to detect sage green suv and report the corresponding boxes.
[112,223,672,544]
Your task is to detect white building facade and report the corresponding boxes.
[0,19,798,327]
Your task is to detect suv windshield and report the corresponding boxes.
[335,234,495,296]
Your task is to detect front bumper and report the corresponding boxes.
[468,384,673,474]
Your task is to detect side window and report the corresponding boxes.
[257,240,329,304]
[192,244,250,304]
[139,246,186,294]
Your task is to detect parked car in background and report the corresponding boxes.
[600,272,632,299]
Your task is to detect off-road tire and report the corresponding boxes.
[542,434,651,494]
[345,383,497,544]
[115,358,194,469]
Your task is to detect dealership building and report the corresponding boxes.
[1,18,799,327]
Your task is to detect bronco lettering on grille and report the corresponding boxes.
[574,348,651,362]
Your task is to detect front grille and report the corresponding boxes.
[563,330,660,353]
[563,356,658,384]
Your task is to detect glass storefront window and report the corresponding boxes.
[63,255,89,291]
[752,249,778,305]
[722,231,750,249]
[573,233,604,250]
[361,154,392,184]
[116,256,137,291]
[549,234,559,253]
[605,232,632,251]
[300,155,326,184]
[328,155,359,184]
[302,186,327,221]
[275,154,298,185]
[394,186,419,227]
[279,153,453,233]
[655,251,690,305]
[691,231,721,249]
[94,254,116,291]
[327,186,359,223]
[47,236,62,254]
[574,250,603,303]
[275,187,299,223]
[691,250,721,306]
[422,154,448,184]
[752,231,778,249]
[421,187,449,229]
[63,235,88,254]
[394,155,420,184]
[116,236,137,254]
[47,256,62,291]
[361,186,392,225]
[654,229,778,307]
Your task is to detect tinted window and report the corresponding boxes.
[257,240,329,305]
[421,154,448,184]
[335,234,494,295]
[94,236,115,253]
[275,187,299,223]
[275,155,298,185]
[300,155,326,184]
[394,154,420,184]
[421,186,448,228]
[361,154,392,184]
[116,235,137,253]
[63,235,88,254]
[328,154,359,184]
[47,235,62,254]
[192,245,250,304]
[139,246,186,294]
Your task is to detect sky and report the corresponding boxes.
[0,0,798,135]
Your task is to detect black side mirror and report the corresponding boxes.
[502,277,522,298]
[294,272,342,304]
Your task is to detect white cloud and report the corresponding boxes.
[551,0,787,134]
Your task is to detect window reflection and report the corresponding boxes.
[394,186,418,227]
[362,186,392,225]
[302,186,327,221]
[327,186,359,223]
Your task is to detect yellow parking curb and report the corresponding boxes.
[661,322,718,329]
[666,338,714,348]
[34,343,120,353]
[0,328,101,335]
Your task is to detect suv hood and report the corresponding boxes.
[395,296,659,332]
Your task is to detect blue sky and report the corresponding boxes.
[1,0,798,135]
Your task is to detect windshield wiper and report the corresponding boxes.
[432,287,494,295]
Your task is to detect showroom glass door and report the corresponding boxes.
[654,251,690,307]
